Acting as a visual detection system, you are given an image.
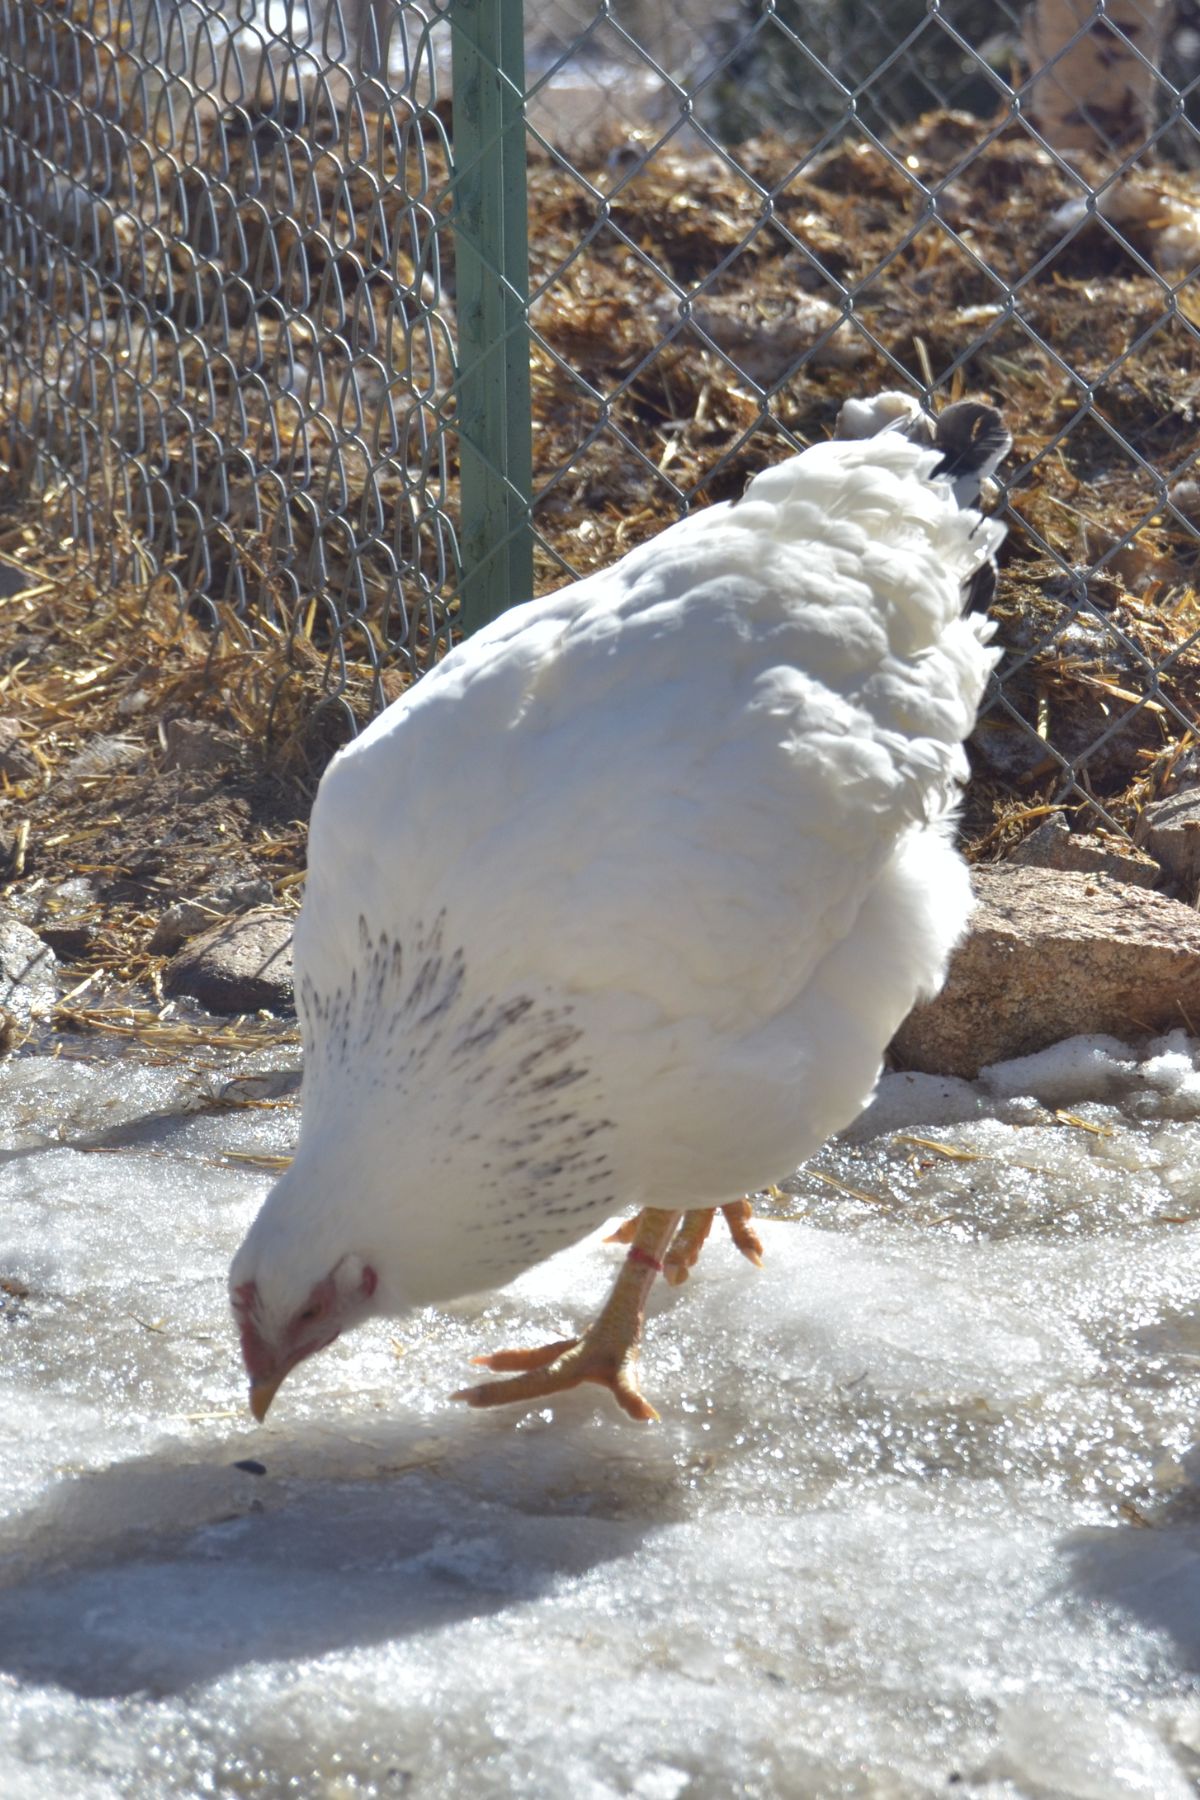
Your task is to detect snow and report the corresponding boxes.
[2,1033,1200,1797]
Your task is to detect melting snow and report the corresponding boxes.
[2,1032,1200,1797]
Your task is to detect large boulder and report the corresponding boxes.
[892,865,1200,1078]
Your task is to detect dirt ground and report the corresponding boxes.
[0,535,312,1029]
[3,102,1200,1038]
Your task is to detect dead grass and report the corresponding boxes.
[2,96,1200,1028]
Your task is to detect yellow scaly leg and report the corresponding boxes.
[609,1200,766,1285]
[452,1206,684,1422]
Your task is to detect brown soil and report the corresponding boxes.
[2,98,1200,1040]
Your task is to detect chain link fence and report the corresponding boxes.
[1,1,1199,842]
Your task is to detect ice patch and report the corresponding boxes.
[980,1034,1137,1105]
[2,1035,1200,1796]
[990,1695,1194,1799]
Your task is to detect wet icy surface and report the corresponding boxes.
[3,1032,1200,1798]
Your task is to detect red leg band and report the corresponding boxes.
[627,1245,665,1274]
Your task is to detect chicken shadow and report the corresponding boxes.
[0,1060,678,1702]
[0,1405,665,1699]
[1056,1441,1200,1674]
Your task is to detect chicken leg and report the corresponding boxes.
[454,1199,767,1421]
[607,1199,765,1285]
[452,1207,684,1421]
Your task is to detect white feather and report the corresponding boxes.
[233,426,1002,1314]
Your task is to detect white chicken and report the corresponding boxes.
[231,391,1009,1422]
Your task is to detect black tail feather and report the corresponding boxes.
[833,390,1010,614]
[930,401,1011,509]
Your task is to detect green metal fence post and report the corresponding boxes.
[450,0,534,635]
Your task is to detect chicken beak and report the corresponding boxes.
[249,1374,285,1422]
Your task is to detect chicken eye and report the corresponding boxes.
[297,1302,322,1326]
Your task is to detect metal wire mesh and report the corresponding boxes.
[515,0,1200,843]
[0,0,461,716]
[1,0,1198,839]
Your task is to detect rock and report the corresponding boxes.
[1156,746,1200,796]
[10,879,99,959]
[0,633,48,671]
[7,876,95,923]
[149,878,276,955]
[37,921,97,961]
[0,825,22,878]
[892,866,1200,1079]
[163,909,293,1014]
[150,901,222,956]
[0,720,38,780]
[1169,476,1200,525]
[1009,811,1160,888]
[37,879,100,957]
[160,719,244,773]
[0,911,57,1024]
[59,736,145,784]
[1136,788,1200,896]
